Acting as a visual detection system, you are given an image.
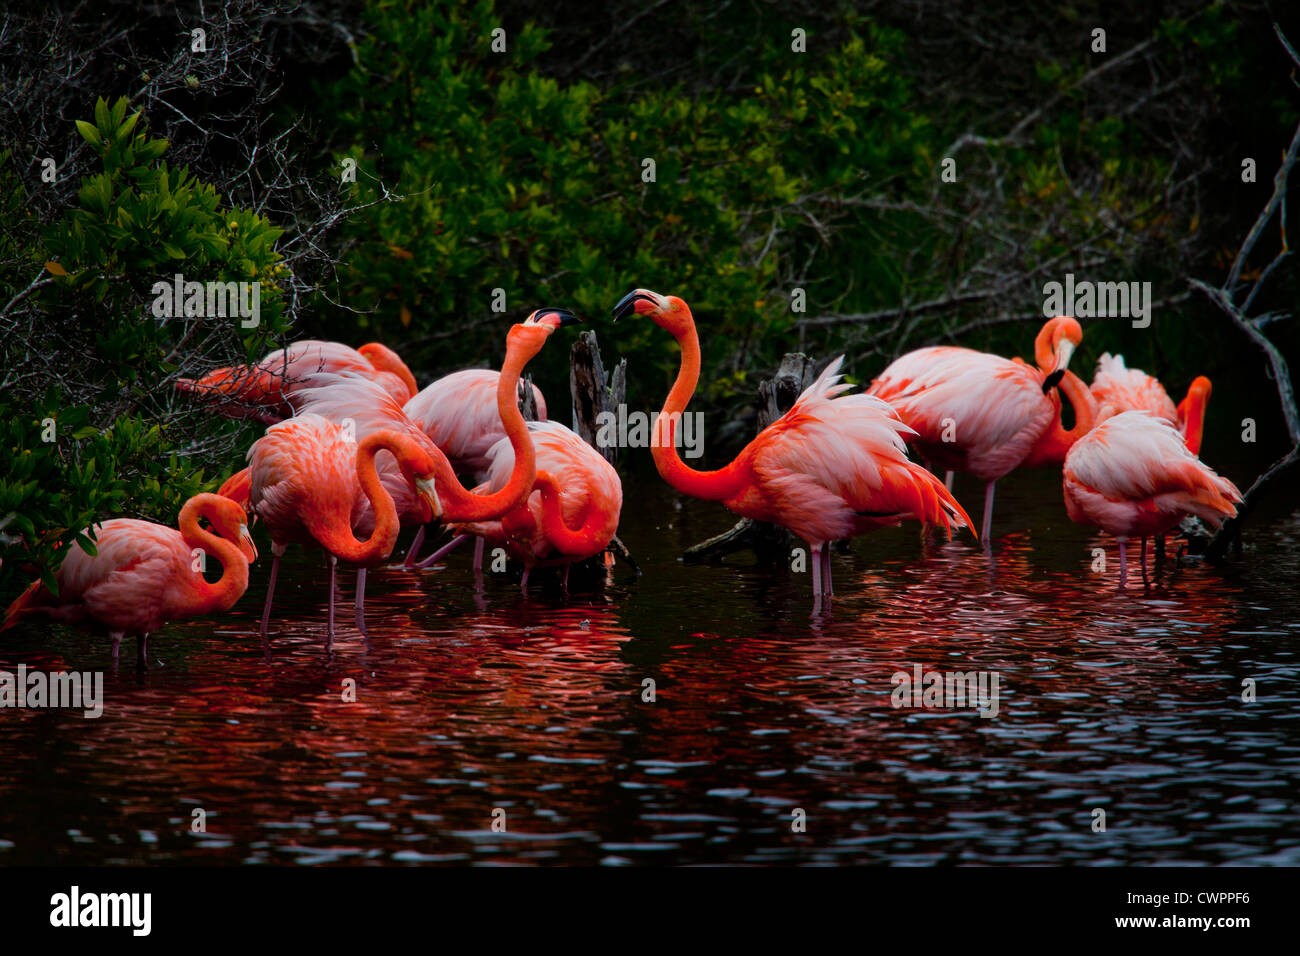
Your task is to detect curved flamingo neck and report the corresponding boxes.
[178,496,249,614]
[534,472,606,557]
[435,341,538,521]
[1026,370,1098,465]
[653,311,746,502]
[1178,377,1211,455]
[317,432,406,565]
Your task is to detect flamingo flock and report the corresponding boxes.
[2,290,1243,656]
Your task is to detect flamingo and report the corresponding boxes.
[1,493,257,663]
[1090,353,1212,454]
[248,418,440,642]
[379,367,547,568]
[428,420,623,591]
[175,340,418,424]
[1062,410,1241,587]
[404,369,548,478]
[612,289,975,612]
[249,309,578,639]
[867,316,1097,541]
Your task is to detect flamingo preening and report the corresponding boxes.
[867,316,1097,542]
[1062,410,1241,587]
[248,309,578,639]
[1,494,257,663]
[429,420,623,591]
[1090,353,1212,454]
[613,289,974,612]
[175,340,418,424]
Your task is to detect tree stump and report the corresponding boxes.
[569,330,626,466]
[566,330,636,576]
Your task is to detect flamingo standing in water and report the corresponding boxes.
[429,420,623,591]
[175,340,418,423]
[1,494,257,663]
[1090,353,1212,454]
[867,316,1097,541]
[1062,410,1240,587]
[249,309,578,639]
[401,368,548,567]
[612,289,974,612]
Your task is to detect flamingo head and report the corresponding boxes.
[202,495,258,563]
[505,308,582,362]
[612,289,691,336]
[1035,315,1084,393]
[358,342,418,402]
[389,442,443,521]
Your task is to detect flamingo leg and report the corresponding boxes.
[414,534,470,570]
[259,552,281,639]
[327,555,337,647]
[811,544,824,614]
[473,536,485,574]
[355,567,368,634]
[111,633,123,662]
[1154,534,1167,568]
[1140,536,1150,585]
[137,633,148,668]
[561,563,571,594]
[980,481,997,544]
[1118,537,1128,590]
[945,470,955,492]
[520,567,531,593]
[403,525,427,568]
[822,547,834,596]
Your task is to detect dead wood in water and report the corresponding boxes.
[1192,25,1300,563]
[569,330,626,467]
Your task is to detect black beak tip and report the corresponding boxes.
[611,290,652,322]
[538,307,582,327]
[1042,369,1065,393]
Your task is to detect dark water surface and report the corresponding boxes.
[2,464,1299,866]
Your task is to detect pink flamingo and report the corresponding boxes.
[176,340,418,423]
[248,417,440,642]
[404,369,548,479]
[2,494,257,663]
[250,309,577,638]
[613,289,974,613]
[1091,353,1212,454]
[1062,410,1241,587]
[867,316,1097,541]
[397,356,548,570]
[430,420,623,591]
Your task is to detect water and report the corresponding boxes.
[2,465,1299,866]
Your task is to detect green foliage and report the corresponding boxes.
[317,1,932,397]
[0,98,289,599]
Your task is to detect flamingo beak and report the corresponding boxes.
[545,307,583,327]
[611,290,658,322]
[416,477,442,519]
[238,524,258,563]
[1042,339,1075,393]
